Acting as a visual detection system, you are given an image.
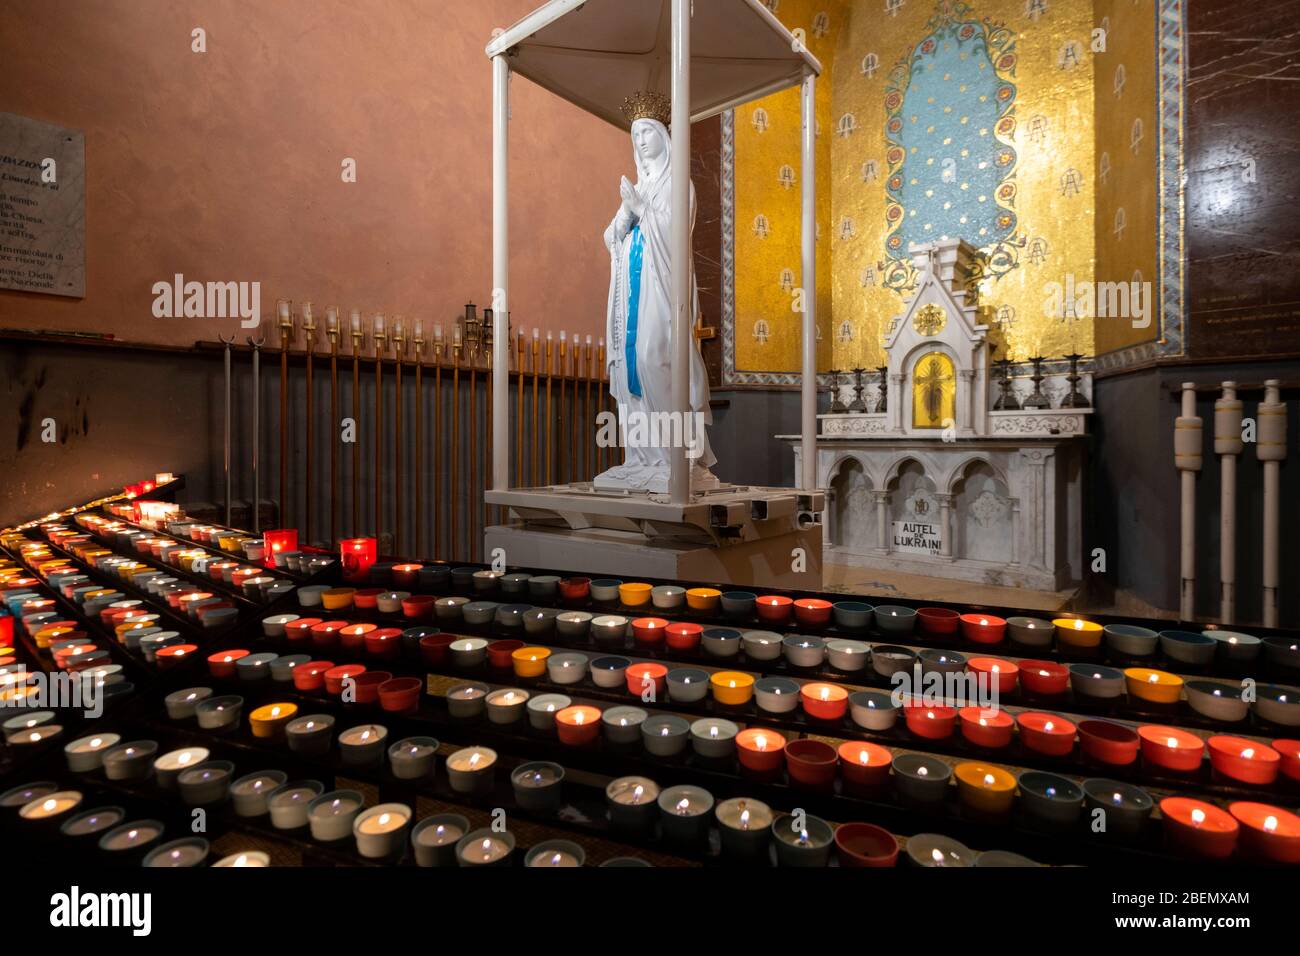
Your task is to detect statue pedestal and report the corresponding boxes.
[484,484,823,590]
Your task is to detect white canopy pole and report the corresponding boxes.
[799,68,817,491]
[668,0,691,505]
[492,53,510,492]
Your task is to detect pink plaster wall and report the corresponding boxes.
[0,0,629,346]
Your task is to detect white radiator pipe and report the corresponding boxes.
[1258,379,1286,627]
[1214,382,1242,624]
[1175,382,1202,621]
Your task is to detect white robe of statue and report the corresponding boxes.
[594,117,717,493]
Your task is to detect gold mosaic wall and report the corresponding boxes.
[734,0,1113,373]
[732,0,845,376]
[1092,0,1161,356]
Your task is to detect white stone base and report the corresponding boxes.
[825,544,1069,592]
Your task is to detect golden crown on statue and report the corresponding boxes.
[620,90,672,126]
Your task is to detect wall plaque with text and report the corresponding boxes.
[0,112,85,297]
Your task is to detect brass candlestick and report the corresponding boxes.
[451,324,462,560]
[278,300,293,529]
[350,311,364,537]
[326,308,340,549]
[433,327,444,557]
[545,332,554,485]
[392,317,406,555]
[373,315,388,538]
[413,321,424,558]
[301,302,316,546]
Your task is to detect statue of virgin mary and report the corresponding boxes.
[594,91,717,494]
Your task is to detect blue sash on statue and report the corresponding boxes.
[625,225,644,398]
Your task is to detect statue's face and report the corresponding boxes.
[633,122,666,165]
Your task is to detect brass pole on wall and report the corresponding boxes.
[277,300,293,527]
[545,332,554,484]
[373,313,387,538]
[433,326,444,557]
[326,307,340,548]
[583,335,593,482]
[470,304,486,561]
[515,329,525,487]
[301,302,316,545]
[574,332,585,481]
[392,317,406,556]
[450,325,463,560]
[531,330,540,487]
[413,320,424,559]
[557,332,568,484]
[350,309,363,537]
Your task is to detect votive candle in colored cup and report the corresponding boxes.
[1228,801,1300,864]
[736,728,786,773]
[1054,617,1103,650]
[626,662,667,697]
[960,706,1014,749]
[555,705,602,746]
[1016,712,1076,757]
[1160,797,1238,858]
[755,595,793,625]
[1125,668,1183,705]
[1019,660,1069,696]
[837,740,892,788]
[800,682,849,721]
[954,761,1016,815]
[793,598,832,627]
[960,613,1007,645]
[966,657,1019,696]
[1138,725,1205,772]
[1207,736,1279,786]
[710,670,755,706]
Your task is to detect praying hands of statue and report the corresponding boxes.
[620,176,644,221]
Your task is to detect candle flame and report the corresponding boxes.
[1191,808,1206,826]
[378,813,391,826]
[42,798,56,812]
[710,725,719,738]
[859,749,870,764]
[983,773,995,787]
[1149,673,1159,683]
[980,618,988,626]
[740,809,751,829]
[575,712,585,725]
[632,785,644,803]
[271,706,281,718]
[729,680,736,688]
[1166,737,1178,749]
[1074,620,1084,630]
[676,798,690,814]
[755,734,768,751]
[820,686,830,701]
[931,848,945,864]
[1265,815,1279,833]
[917,766,929,777]
[550,853,562,866]
[1044,721,1054,732]
[468,752,481,768]
[1241,747,1255,759]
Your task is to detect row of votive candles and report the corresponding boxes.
[276,582,1300,729]
[306,559,1300,671]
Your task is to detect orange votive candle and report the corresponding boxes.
[710,671,755,706]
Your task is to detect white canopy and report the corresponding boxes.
[486,0,822,130]
[487,0,819,504]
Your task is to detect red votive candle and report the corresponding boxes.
[626,662,668,697]
[917,607,960,635]
[559,577,590,601]
[1078,719,1142,766]
[966,657,1019,696]
[665,622,702,651]
[755,595,793,625]
[1018,660,1069,696]
[263,529,298,568]
[487,639,525,669]
[53,644,97,668]
[1229,802,1300,864]
[959,706,1014,749]
[324,663,366,695]
[793,598,833,627]
[310,620,349,652]
[353,588,385,610]
[378,676,422,713]
[555,705,602,746]
[283,618,322,646]
[1274,739,1300,782]
[339,623,376,655]
[401,594,436,620]
[903,702,957,740]
[0,615,14,648]
[1017,711,1077,757]
[1207,736,1280,786]
[340,537,377,583]
[419,633,454,666]
[391,564,423,589]
[736,728,787,772]
[837,741,892,787]
[800,682,849,721]
[207,649,250,679]
[1161,797,1238,859]
[960,613,1007,645]
[632,617,669,645]
[293,661,334,692]
[1138,725,1205,773]
[156,644,197,667]
[785,738,838,788]
[365,628,403,660]
[352,670,391,704]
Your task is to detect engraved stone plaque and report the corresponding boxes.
[0,112,85,297]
